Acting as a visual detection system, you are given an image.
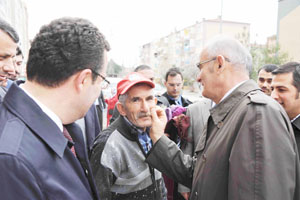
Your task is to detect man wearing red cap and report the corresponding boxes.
[90,72,167,200]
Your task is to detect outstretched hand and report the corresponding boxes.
[150,106,167,144]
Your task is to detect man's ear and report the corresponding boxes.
[116,102,126,116]
[216,55,226,74]
[154,97,158,105]
[74,69,92,92]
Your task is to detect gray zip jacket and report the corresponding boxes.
[90,116,167,200]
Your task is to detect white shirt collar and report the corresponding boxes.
[212,80,247,108]
[20,85,63,132]
[292,114,300,123]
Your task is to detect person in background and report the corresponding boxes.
[6,46,24,89]
[109,65,168,124]
[14,46,23,78]
[257,64,278,96]
[0,17,110,199]
[271,62,300,154]
[177,97,212,200]
[145,35,300,200]
[90,72,167,200]
[162,67,192,107]
[0,18,18,101]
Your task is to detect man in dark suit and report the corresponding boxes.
[0,19,19,102]
[162,67,192,107]
[0,17,110,199]
[271,62,300,153]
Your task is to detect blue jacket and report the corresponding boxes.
[0,83,99,199]
[84,105,101,155]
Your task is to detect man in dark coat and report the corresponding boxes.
[0,17,110,200]
[145,36,300,200]
[271,62,300,153]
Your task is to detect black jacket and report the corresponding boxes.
[162,92,192,107]
[293,116,300,155]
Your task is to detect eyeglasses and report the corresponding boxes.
[90,69,110,89]
[196,56,230,70]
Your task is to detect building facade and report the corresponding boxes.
[140,18,250,82]
[277,0,300,62]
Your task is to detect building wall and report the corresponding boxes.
[278,5,300,61]
[140,18,250,82]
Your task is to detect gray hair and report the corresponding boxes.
[118,93,128,105]
[204,35,252,75]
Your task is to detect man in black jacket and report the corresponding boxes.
[162,67,192,107]
[271,62,300,153]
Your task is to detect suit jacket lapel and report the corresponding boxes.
[66,123,99,200]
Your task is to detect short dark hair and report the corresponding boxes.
[0,18,19,43]
[26,17,110,87]
[257,64,278,74]
[16,46,23,57]
[165,67,183,81]
[272,62,300,92]
[134,65,151,72]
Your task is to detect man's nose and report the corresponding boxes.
[140,100,150,111]
[262,81,269,88]
[3,65,16,76]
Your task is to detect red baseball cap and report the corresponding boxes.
[117,72,155,98]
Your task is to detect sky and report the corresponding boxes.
[25,0,278,67]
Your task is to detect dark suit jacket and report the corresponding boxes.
[162,92,192,107]
[293,116,300,154]
[0,83,99,200]
[84,105,101,155]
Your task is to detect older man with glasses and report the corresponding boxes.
[145,36,300,200]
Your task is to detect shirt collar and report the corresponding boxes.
[123,116,149,135]
[210,80,260,125]
[212,80,247,108]
[292,114,300,123]
[20,85,63,132]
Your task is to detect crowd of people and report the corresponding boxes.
[0,16,300,200]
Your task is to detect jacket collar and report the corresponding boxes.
[3,82,67,158]
[112,116,140,141]
[210,80,260,125]
[293,116,300,131]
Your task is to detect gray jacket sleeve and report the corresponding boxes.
[178,99,211,193]
[146,135,194,188]
[90,134,115,200]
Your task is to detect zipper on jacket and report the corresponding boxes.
[135,136,158,200]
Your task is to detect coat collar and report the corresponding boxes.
[110,116,140,141]
[293,116,300,131]
[3,82,67,158]
[210,80,261,125]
